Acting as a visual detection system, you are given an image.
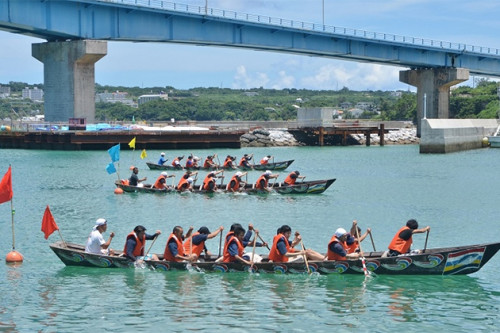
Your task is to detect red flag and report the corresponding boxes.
[0,166,13,204]
[41,205,59,240]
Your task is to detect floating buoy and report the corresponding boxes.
[482,137,489,147]
[114,188,124,194]
[6,250,24,264]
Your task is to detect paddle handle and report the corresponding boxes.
[144,234,158,257]
[355,227,370,276]
[369,230,376,251]
[250,232,258,269]
[423,229,430,253]
[257,233,270,250]
[300,240,311,274]
[218,231,223,258]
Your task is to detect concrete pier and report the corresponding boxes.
[400,67,469,137]
[420,119,498,153]
[32,40,107,123]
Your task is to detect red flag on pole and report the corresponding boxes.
[41,205,59,240]
[0,166,13,204]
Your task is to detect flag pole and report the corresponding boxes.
[58,229,67,248]
[10,198,15,250]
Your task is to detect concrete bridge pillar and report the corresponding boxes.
[399,67,469,137]
[32,40,107,123]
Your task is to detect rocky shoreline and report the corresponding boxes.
[241,127,419,147]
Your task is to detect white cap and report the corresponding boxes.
[235,171,243,177]
[95,218,107,226]
[334,228,347,238]
[264,170,272,176]
[187,177,193,183]
[161,171,168,177]
[160,152,165,156]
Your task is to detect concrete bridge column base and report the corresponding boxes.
[399,67,469,137]
[32,40,107,123]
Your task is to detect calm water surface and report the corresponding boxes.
[1,145,499,332]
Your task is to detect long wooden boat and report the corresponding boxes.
[49,241,500,275]
[114,178,336,194]
[145,159,294,171]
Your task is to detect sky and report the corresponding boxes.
[0,0,499,91]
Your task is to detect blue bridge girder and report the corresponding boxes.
[1,0,500,77]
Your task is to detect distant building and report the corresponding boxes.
[22,87,44,101]
[355,102,373,110]
[0,85,10,98]
[138,94,169,105]
[339,102,352,109]
[96,91,135,106]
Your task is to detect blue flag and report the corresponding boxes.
[108,144,120,162]
[106,162,117,174]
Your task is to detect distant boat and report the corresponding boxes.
[146,159,294,171]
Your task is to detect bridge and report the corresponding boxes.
[1,0,500,135]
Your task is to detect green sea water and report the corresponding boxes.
[1,145,499,332]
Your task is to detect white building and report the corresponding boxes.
[22,87,44,101]
[138,94,168,105]
[95,91,135,106]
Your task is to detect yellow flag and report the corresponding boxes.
[128,137,136,150]
[140,149,147,160]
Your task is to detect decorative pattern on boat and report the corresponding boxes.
[413,254,444,268]
[59,251,85,263]
[381,257,412,271]
[153,263,171,271]
[213,264,229,273]
[318,262,349,274]
[273,264,288,274]
[86,256,114,268]
[444,247,485,275]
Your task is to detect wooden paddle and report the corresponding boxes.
[423,229,430,253]
[369,230,376,251]
[144,234,158,258]
[355,228,370,276]
[250,231,258,271]
[218,231,223,258]
[300,240,311,274]
[257,233,270,250]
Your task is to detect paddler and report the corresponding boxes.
[239,153,253,168]
[223,155,237,169]
[255,170,279,192]
[203,154,218,169]
[326,227,360,261]
[163,226,197,262]
[171,155,184,169]
[222,225,252,265]
[153,171,174,190]
[345,220,371,254]
[183,226,224,261]
[157,152,168,165]
[260,155,272,165]
[85,218,115,255]
[202,169,224,192]
[283,170,305,185]
[226,171,247,192]
[269,225,324,262]
[386,219,430,257]
[124,225,161,263]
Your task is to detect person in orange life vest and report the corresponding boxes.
[226,171,247,192]
[129,166,147,187]
[239,154,253,168]
[177,170,197,191]
[202,169,224,192]
[124,225,161,263]
[283,170,305,185]
[269,225,323,262]
[157,152,168,166]
[163,226,196,262]
[223,155,236,169]
[192,155,200,168]
[387,219,430,257]
[223,225,252,265]
[260,155,272,165]
[153,171,174,190]
[255,170,279,192]
[183,226,224,260]
[327,228,361,261]
[223,223,267,249]
[345,220,371,254]
[203,155,218,169]
[171,155,184,169]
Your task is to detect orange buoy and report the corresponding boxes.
[114,188,124,194]
[6,250,24,263]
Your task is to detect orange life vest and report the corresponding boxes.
[163,233,185,262]
[327,235,347,260]
[171,157,181,167]
[239,157,248,167]
[183,232,205,257]
[123,232,146,257]
[284,172,297,185]
[260,158,268,165]
[185,159,194,168]
[223,157,233,168]
[203,158,214,168]
[224,231,234,249]
[203,174,216,191]
[153,175,166,189]
[223,235,244,263]
[255,175,268,190]
[388,226,413,254]
[177,177,189,190]
[346,240,358,254]
[121,179,129,185]
[269,234,294,262]
[226,175,241,191]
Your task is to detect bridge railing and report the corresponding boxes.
[97,0,500,57]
